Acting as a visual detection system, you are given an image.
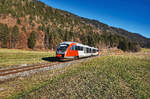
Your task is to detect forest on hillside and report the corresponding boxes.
[0,0,144,52]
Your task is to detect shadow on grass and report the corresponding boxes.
[42,57,73,62]
[42,57,59,62]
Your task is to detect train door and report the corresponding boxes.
[65,43,78,58]
[77,46,84,58]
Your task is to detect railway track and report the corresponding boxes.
[0,62,59,76]
[0,56,98,82]
[0,58,78,77]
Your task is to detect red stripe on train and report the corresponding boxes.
[65,43,79,57]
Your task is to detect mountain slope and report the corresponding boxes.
[80,18,150,48]
[0,0,148,51]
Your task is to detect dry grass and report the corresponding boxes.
[0,49,55,68]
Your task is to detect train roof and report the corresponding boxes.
[60,41,84,46]
[60,41,98,49]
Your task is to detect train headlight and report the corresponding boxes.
[56,54,62,57]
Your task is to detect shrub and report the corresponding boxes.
[118,41,128,51]
[128,42,141,52]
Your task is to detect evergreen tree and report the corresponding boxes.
[0,23,9,48]
[28,31,36,49]
[17,18,21,24]
[22,26,26,33]
[11,25,19,48]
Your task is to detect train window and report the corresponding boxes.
[78,46,81,50]
[57,44,69,52]
[70,45,76,50]
[79,46,81,50]
[94,49,96,53]
[81,47,83,51]
[93,49,96,53]
[70,46,73,50]
[76,46,80,50]
[85,48,88,53]
[87,48,90,53]
[73,45,76,50]
[75,46,78,50]
[75,46,83,51]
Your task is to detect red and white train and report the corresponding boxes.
[56,42,99,59]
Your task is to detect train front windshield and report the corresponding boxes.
[57,44,69,52]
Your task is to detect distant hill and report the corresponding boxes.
[80,18,150,48]
[0,0,148,52]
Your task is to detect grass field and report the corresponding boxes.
[0,49,150,99]
[0,49,55,68]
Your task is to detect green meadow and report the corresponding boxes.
[0,49,150,99]
[23,50,150,99]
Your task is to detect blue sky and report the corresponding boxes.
[40,0,150,38]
